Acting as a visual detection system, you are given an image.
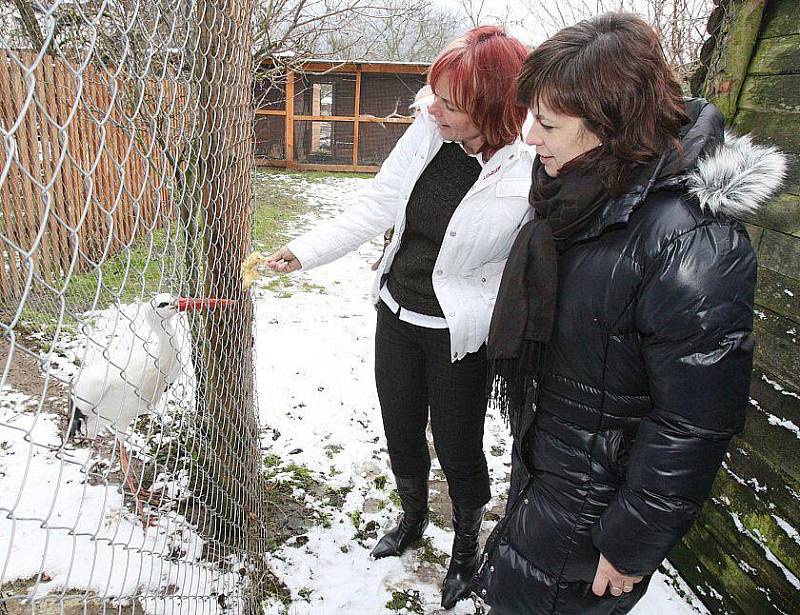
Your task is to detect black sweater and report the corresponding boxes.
[386,142,481,316]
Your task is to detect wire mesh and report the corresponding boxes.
[0,0,268,612]
[293,120,353,165]
[253,117,285,161]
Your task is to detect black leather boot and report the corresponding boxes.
[370,476,428,559]
[441,504,483,609]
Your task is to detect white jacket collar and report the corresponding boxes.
[417,100,531,174]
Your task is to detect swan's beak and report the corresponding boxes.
[176,298,236,311]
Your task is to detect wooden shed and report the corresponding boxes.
[674,1,800,613]
[254,60,428,173]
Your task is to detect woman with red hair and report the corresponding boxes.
[266,26,530,609]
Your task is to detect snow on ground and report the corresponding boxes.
[254,176,708,615]
[0,305,244,614]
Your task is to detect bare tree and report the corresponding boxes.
[335,0,465,62]
[251,0,385,66]
[455,0,515,29]
[520,0,712,80]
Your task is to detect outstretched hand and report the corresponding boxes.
[592,553,643,597]
[265,246,301,273]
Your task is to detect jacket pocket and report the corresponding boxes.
[479,260,507,303]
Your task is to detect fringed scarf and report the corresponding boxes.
[487,156,609,419]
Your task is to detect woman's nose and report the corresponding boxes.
[429,97,442,117]
[525,124,543,146]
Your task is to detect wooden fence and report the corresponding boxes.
[676,1,800,613]
[0,50,187,300]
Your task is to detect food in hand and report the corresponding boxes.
[242,251,268,291]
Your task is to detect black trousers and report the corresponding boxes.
[374,300,491,509]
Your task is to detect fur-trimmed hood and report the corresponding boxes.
[576,100,787,246]
[689,131,787,217]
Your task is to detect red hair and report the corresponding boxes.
[429,26,528,158]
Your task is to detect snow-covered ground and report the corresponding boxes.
[253,176,709,615]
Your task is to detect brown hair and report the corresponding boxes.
[429,26,528,159]
[517,12,687,193]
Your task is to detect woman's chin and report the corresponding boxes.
[437,127,454,141]
[538,157,559,177]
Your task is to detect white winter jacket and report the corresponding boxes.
[288,105,533,361]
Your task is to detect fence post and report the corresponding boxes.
[285,71,295,169]
[197,0,268,605]
[353,67,362,168]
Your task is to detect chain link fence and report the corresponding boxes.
[0,0,269,612]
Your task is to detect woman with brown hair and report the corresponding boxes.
[474,13,786,614]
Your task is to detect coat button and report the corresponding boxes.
[435,269,443,276]
[449,230,457,237]
[490,565,495,573]
[449,311,455,317]
[481,277,487,283]
[524,498,529,505]
[481,589,487,596]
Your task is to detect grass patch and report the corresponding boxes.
[261,168,372,183]
[324,444,344,459]
[252,171,309,252]
[417,537,448,567]
[251,168,350,296]
[428,509,449,530]
[348,510,362,528]
[10,227,174,349]
[264,453,282,468]
[348,509,379,545]
[252,168,362,252]
[0,577,146,613]
[386,589,424,614]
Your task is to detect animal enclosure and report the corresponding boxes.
[254,61,428,173]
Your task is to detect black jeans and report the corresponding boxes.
[374,300,491,508]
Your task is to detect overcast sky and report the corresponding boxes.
[440,0,713,47]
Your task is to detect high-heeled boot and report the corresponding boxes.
[370,476,428,559]
[441,503,483,609]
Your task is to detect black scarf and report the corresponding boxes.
[487,156,608,416]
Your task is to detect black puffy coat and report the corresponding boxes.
[474,100,787,614]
